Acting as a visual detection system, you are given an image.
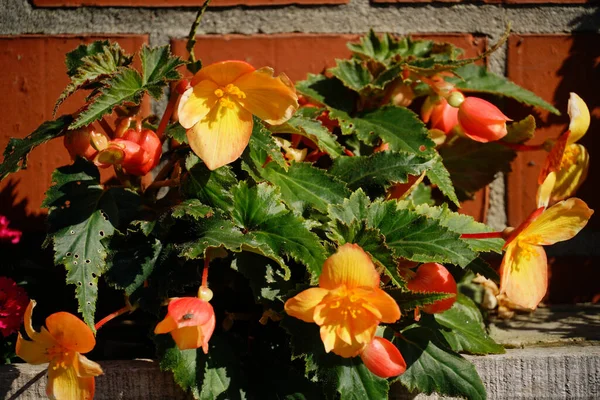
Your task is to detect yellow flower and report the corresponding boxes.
[177,60,298,170]
[500,186,593,310]
[16,300,103,400]
[285,243,400,358]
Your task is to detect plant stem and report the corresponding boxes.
[95,306,130,331]
[145,178,180,191]
[156,91,180,140]
[99,117,115,138]
[202,256,210,288]
[460,232,505,239]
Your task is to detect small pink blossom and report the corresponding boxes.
[0,216,22,244]
[0,277,29,337]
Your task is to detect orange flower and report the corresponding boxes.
[16,300,102,400]
[177,60,298,170]
[284,243,400,358]
[154,297,215,353]
[457,97,511,143]
[500,180,593,309]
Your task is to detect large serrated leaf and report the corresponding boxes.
[439,138,516,201]
[504,115,536,144]
[448,64,560,115]
[434,294,505,355]
[140,45,185,99]
[329,151,435,194]
[347,30,403,63]
[171,199,213,221]
[0,115,73,181]
[271,114,344,158]
[395,327,486,400]
[43,158,140,327]
[328,59,374,93]
[295,74,356,112]
[330,106,435,157]
[183,163,238,213]
[425,156,460,206]
[56,41,133,113]
[231,252,293,302]
[245,118,288,171]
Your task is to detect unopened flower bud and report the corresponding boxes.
[406,263,457,314]
[457,97,511,143]
[360,337,406,378]
[198,286,213,302]
[447,91,465,108]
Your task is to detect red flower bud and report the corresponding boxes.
[360,337,406,378]
[96,139,150,171]
[64,127,108,161]
[429,98,459,134]
[121,129,162,176]
[457,97,511,143]
[406,263,457,314]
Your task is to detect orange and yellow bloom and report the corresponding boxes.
[155,297,216,352]
[177,60,299,170]
[16,300,103,400]
[499,178,593,309]
[285,243,400,358]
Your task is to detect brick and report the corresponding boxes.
[33,0,348,7]
[506,34,600,229]
[172,33,487,219]
[0,35,149,231]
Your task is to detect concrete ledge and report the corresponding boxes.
[0,345,598,399]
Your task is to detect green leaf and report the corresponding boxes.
[231,182,327,279]
[271,114,344,158]
[434,294,505,355]
[504,115,536,144]
[43,158,140,327]
[368,200,477,267]
[230,252,293,302]
[347,30,403,63]
[0,115,73,181]
[329,59,374,93]
[183,163,238,213]
[330,106,435,157]
[140,45,185,99]
[56,41,133,114]
[330,151,434,194]
[326,189,370,224]
[465,257,500,282]
[295,74,356,112]
[71,68,144,129]
[172,199,214,221]
[448,64,560,115]
[425,156,460,206]
[177,214,248,260]
[414,203,503,254]
[164,123,188,144]
[395,327,486,400]
[386,289,454,311]
[335,358,389,400]
[246,119,288,171]
[439,138,516,201]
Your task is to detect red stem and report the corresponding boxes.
[202,255,210,288]
[156,92,180,140]
[95,306,130,331]
[460,232,505,239]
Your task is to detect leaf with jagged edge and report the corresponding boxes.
[368,200,477,267]
[329,59,374,93]
[0,115,73,182]
[155,334,247,400]
[329,151,435,195]
[164,122,188,144]
[394,326,486,400]
[327,189,370,224]
[183,163,238,213]
[329,106,436,158]
[71,45,183,129]
[447,64,560,115]
[140,45,185,99]
[465,257,500,282]
[426,155,460,206]
[347,30,404,63]
[230,252,294,302]
[55,41,133,114]
[433,294,505,355]
[385,289,454,311]
[270,114,344,158]
[246,118,288,171]
[242,135,350,214]
[42,158,141,328]
[171,199,213,221]
[295,74,356,113]
[439,137,516,201]
[230,182,327,280]
[504,115,536,144]
[280,316,390,400]
[413,203,503,254]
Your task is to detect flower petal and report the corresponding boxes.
[284,288,329,323]
[191,60,255,87]
[567,92,590,144]
[177,82,219,129]
[167,297,213,329]
[16,333,51,364]
[319,243,380,290]
[499,243,547,310]
[45,312,96,354]
[186,99,253,171]
[22,300,55,347]
[47,356,96,400]
[536,171,556,209]
[170,326,204,351]
[200,312,216,354]
[319,324,369,358]
[234,67,298,125]
[154,315,178,335]
[520,198,593,245]
[73,354,103,378]
[358,288,401,323]
[552,144,589,203]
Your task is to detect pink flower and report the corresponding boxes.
[457,97,511,143]
[0,277,29,337]
[0,216,22,244]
